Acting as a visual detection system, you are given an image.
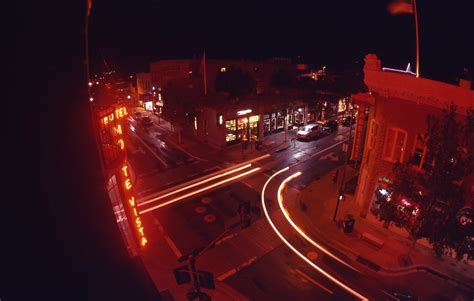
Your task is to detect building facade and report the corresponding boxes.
[351,54,474,217]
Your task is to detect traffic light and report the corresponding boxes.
[173,265,191,285]
[197,270,215,289]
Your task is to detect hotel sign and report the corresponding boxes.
[98,105,148,252]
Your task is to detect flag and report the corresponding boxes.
[388,0,413,15]
[87,0,92,16]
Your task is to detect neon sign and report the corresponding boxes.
[120,162,147,247]
[99,105,147,249]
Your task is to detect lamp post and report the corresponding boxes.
[333,101,355,221]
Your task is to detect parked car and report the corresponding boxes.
[341,116,355,127]
[317,120,339,133]
[297,124,323,141]
[141,116,153,126]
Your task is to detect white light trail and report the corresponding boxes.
[139,163,252,207]
[140,167,260,214]
[277,171,361,273]
[261,167,368,301]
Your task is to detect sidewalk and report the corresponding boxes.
[287,165,474,291]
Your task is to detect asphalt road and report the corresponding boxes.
[128,122,473,301]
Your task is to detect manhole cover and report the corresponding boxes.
[307,251,318,260]
[203,214,216,223]
[195,206,207,214]
[201,197,212,204]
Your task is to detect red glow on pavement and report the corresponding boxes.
[261,167,368,301]
[277,171,361,273]
[140,167,261,214]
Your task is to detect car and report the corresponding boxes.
[297,124,323,141]
[131,112,143,121]
[341,116,355,127]
[141,116,153,126]
[317,120,339,133]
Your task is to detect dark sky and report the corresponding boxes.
[89,0,473,83]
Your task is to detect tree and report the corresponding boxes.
[215,65,255,98]
[375,105,474,260]
[270,68,296,89]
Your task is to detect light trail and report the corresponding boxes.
[277,171,361,273]
[261,167,368,301]
[139,163,252,207]
[140,167,261,214]
[139,153,271,205]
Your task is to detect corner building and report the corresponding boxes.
[351,54,473,217]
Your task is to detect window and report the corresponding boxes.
[382,127,407,163]
[367,119,379,150]
[225,120,237,143]
[409,134,434,172]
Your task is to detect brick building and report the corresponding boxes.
[350,54,474,217]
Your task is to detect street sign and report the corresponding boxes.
[173,265,191,285]
[197,270,215,290]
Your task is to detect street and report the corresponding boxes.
[128,119,472,301]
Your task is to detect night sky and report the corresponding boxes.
[89,0,473,82]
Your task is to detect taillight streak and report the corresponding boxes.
[140,167,260,214]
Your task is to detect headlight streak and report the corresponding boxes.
[139,164,252,207]
[140,167,260,214]
[261,167,368,301]
[277,171,361,273]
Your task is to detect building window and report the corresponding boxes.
[225,120,237,143]
[382,127,407,163]
[368,119,379,150]
[410,134,434,172]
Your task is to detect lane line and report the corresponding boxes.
[140,167,261,214]
[295,268,334,295]
[261,167,368,301]
[152,217,182,258]
[217,256,258,281]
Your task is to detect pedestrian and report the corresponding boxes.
[332,169,339,184]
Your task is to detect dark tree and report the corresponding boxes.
[270,68,296,89]
[375,105,474,260]
[215,65,256,98]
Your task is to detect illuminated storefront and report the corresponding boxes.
[97,105,148,257]
[225,114,259,145]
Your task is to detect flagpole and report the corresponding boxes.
[203,52,207,95]
[413,0,420,77]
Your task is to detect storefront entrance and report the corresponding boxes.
[225,115,259,145]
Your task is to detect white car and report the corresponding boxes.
[297,124,322,141]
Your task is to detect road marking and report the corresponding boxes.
[152,217,182,258]
[381,290,399,300]
[132,131,169,167]
[216,256,258,281]
[295,268,333,295]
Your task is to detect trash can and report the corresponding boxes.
[343,214,355,233]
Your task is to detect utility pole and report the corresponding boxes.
[333,103,355,221]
